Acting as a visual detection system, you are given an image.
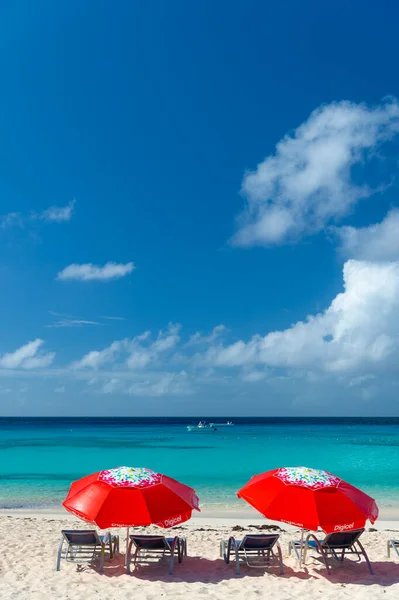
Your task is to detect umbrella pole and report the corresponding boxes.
[299,529,304,567]
[125,527,130,567]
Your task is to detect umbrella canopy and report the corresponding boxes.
[63,466,200,529]
[237,466,378,533]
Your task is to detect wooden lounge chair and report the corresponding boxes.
[290,528,373,575]
[387,539,399,558]
[56,529,118,572]
[220,534,284,575]
[126,535,186,575]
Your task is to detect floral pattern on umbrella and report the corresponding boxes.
[98,466,162,488]
[275,466,341,490]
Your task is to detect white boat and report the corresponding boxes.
[209,421,234,427]
[187,421,216,432]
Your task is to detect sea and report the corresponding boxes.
[1,417,399,517]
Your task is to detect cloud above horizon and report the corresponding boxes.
[71,323,181,370]
[1,200,75,229]
[36,199,75,223]
[57,261,135,282]
[2,243,399,402]
[335,209,399,261]
[201,259,399,374]
[232,98,399,246]
[0,339,55,370]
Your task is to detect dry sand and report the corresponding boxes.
[1,511,399,599]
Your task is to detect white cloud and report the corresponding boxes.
[348,374,376,387]
[37,199,75,222]
[57,261,135,282]
[202,259,399,374]
[72,325,180,371]
[22,354,55,369]
[55,386,65,393]
[0,339,55,370]
[232,98,399,246]
[1,213,23,229]
[187,325,226,346]
[71,326,180,372]
[47,318,100,328]
[71,341,124,369]
[1,200,75,229]
[336,209,399,261]
[128,371,192,397]
[102,378,121,394]
[101,316,126,321]
[241,369,267,383]
[126,324,180,369]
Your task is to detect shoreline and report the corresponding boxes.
[1,505,398,530]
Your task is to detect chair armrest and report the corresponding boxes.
[170,536,182,561]
[228,536,239,550]
[227,536,239,565]
[303,533,322,565]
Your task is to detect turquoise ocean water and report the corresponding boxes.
[1,418,399,515]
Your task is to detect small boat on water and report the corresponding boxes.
[187,421,217,432]
[209,421,234,427]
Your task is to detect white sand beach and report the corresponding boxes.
[1,510,399,599]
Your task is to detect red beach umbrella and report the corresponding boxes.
[63,466,200,529]
[237,466,378,533]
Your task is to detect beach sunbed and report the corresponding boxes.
[56,529,118,572]
[289,528,373,575]
[220,534,284,575]
[126,535,186,575]
[387,539,399,558]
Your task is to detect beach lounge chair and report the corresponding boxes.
[56,529,118,572]
[126,535,186,575]
[220,534,284,575]
[387,539,399,558]
[289,528,373,575]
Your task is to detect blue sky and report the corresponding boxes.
[1,0,399,416]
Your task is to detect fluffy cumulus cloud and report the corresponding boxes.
[202,260,399,374]
[232,99,399,246]
[57,261,135,282]
[0,339,55,370]
[186,325,226,346]
[71,324,181,373]
[335,209,399,261]
[71,340,124,369]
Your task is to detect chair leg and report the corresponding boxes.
[56,538,64,572]
[169,553,175,575]
[357,541,373,575]
[235,548,240,575]
[319,547,331,575]
[177,539,183,564]
[100,545,105,573]
[276,544,284,575]
[126,540,134,574]
[221,540,231,563]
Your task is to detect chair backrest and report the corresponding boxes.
[239,534,280,551]
[62,530,101,546]
[322,529,364,549]
[130,535,170,551]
